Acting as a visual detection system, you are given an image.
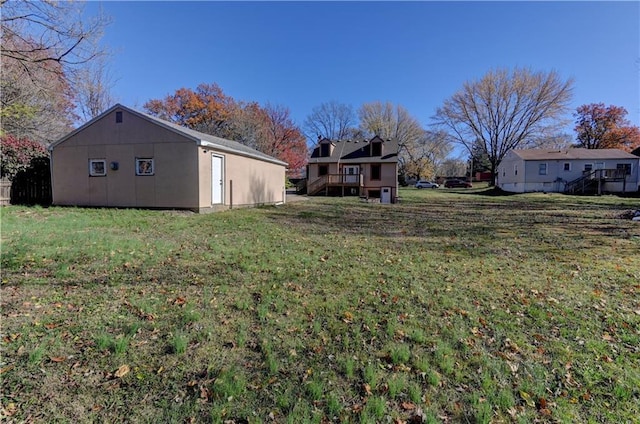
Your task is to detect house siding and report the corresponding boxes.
[51,109,200,208]
[51,105,287,211]
[498,149,640,193]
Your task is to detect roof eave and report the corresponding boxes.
[197,140,288,167]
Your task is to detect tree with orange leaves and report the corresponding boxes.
[144,83,236,137]
[574,103,640,152]
[144,83,308,175]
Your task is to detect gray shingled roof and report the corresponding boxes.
[308,136,398,164]
[511,148,639,161]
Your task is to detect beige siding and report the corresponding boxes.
[52,108,200,209]
[198,148,285,208]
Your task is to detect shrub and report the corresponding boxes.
[1,134,48,180]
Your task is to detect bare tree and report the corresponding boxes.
[433,68,573,185]
[74,51,117,121]
[1,1,109,81]
[359,102,448,179]
[1,0,111,141]
[303,101,356,141]
[1,49,75,142]
[437,158,468,179]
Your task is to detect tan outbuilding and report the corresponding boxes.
[49,104,287,212]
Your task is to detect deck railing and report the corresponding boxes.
[307,173,364,195]
[565,168,629,194]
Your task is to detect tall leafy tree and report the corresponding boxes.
[144,83,236,137]
[144,84,307,174]
[574,103,640,152]
[433,67,573,185]
[260,104,308,174]
[469,138,491,175]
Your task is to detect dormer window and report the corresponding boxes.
[320,143,330,157]
[371,141,382,156]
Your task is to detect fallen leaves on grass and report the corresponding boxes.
[114,364,130,378]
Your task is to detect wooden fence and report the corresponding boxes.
[0,179,11,206]
[3,157,52,206]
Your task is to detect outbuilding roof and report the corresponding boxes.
[510,148,639,161]
[49,104,288,167]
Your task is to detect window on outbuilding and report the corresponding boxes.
[136,158,154,176]
[89,159,106,176]
[116,111,123,123]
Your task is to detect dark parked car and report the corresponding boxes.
[444,179,472,188]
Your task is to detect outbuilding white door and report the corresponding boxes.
[211,154,224,204]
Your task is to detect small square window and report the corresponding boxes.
[136,158,154,175]
[539,163,547,175]
[563,162,571,171]
[584,164,593,172]
[116,111,123,123]
[89,159,106,176]
[319,165,328,176]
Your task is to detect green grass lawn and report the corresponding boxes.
[1,188,639,423]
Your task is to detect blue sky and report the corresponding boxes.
[89,1,639,147]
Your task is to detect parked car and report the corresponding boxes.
[444,179,472,188]
[415,180,439,189]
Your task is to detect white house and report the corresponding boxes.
[497,148,640,194]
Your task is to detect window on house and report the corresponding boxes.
[319,165,328,176]
[136,158,154,176]
[89,159,106,176]
[563,162,571,171]
[320,143,330,157]
[116,111,123,123]
[617,163,631,175]
[538,163,547,175]
[514,165,518,176]
[371,164,381,180]
[584,164,593,172]
[371,142,382,156]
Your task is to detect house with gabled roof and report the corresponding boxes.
[497,148,640,194]
[49,104,287,212]
[306,136,399,203]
